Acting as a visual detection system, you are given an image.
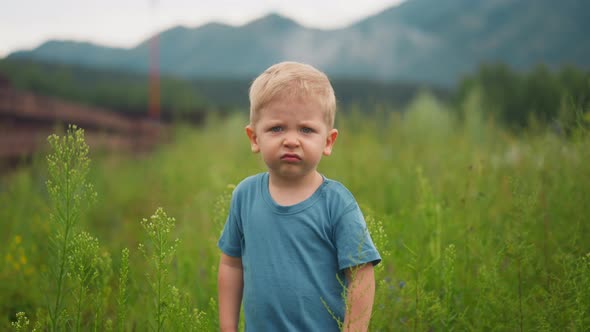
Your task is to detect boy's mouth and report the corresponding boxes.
[280,153,302,162]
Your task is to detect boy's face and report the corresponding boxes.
[246,97,338,181]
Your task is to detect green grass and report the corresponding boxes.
[1,92,589,331]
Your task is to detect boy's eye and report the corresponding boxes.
[300,127,313,134]
[270,126,283,132]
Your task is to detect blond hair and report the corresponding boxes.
[249,61,336,127]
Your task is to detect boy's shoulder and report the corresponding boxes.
[236,172,263,187]
[322,176,358,207]
[232,173,264,196]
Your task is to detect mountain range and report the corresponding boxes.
[7,0,590,86]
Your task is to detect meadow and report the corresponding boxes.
[1,92,589,331]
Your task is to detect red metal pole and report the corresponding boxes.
[148,32,160,120]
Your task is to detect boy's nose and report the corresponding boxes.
[282,134,300,148]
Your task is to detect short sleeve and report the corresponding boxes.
[217,192,243,257]
[334,202,381,271]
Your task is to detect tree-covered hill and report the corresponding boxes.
[7,0,590,85]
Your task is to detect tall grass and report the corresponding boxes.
[1,92,589,330]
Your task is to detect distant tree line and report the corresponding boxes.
[5,58,586,131]
[0,59,209,121]
[0,59,449,120]
[456,63,590,131]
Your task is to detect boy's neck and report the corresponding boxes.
[268,171,323,206]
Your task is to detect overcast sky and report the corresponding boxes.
[0,0,405,57]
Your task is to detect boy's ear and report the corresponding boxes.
[323,128,338,156]
[245,125,260,153]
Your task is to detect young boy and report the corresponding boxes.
[217,61,381,332]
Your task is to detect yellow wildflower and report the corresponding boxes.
[15,235,22,245]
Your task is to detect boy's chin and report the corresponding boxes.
[270,168,318,180]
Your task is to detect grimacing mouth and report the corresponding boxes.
[280,153,302,160]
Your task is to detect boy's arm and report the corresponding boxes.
[218,253,244,332]
[343,263,375,332]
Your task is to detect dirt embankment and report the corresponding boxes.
[0,86,168,169]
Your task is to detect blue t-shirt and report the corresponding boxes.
[218,172,381,331]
